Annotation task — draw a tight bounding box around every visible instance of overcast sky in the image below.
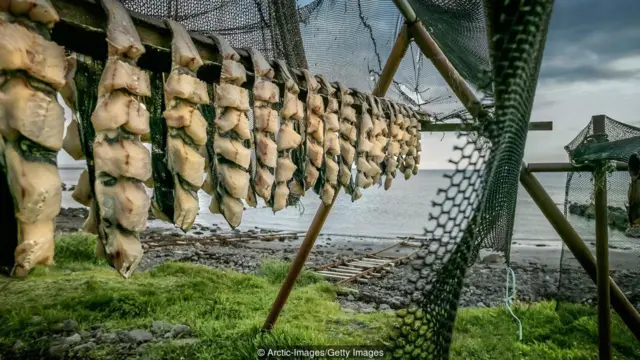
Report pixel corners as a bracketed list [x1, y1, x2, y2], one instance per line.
[58, 0, 640, 169]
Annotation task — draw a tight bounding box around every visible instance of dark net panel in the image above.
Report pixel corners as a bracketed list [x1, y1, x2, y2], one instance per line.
[121, 0, 308, 68]
[390, 0, 555, 358]
[558, 117, 640, 308]
[408, 0, 492, 90]
[298, 0, 465, 118]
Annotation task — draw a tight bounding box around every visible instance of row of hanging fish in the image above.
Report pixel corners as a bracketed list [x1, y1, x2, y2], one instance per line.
[0, 0, 422, 278]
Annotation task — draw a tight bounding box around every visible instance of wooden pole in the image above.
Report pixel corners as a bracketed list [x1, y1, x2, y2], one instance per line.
[520, 164, 640, 340]
[261, 23, 412, 331]
[592, 115, 612, 359]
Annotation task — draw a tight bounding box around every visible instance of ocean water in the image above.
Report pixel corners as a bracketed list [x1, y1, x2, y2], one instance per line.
[58, 169, 632, 244]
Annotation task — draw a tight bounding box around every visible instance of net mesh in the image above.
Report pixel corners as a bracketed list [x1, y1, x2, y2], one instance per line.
[101, 0, 553, 358]
[558, 117, 640, 307]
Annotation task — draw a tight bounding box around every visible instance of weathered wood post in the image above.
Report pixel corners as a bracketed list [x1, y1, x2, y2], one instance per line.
[592, 115, 612, 359]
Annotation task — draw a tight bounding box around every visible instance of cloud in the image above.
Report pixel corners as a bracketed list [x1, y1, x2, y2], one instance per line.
[539, 0, 640, 84]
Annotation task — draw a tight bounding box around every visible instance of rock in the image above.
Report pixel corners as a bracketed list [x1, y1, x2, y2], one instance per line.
[49, 344, 68, 357]
[169, 324, 191, 337]
[73, 342, 95, 352]
[12, 340, 25, 350]
[475, 302, 486, 308]
[97, 332, 118, 344]
[379, 304, 391, 311]
[79, 330, 91, 339]
[170, 338, 200, 346]
[361, 307, 375, 314]
[64, 333, 82, 345]
[60, 319, 78, 332]
[151, 320, 172, 334]
[346, 295, 355, 301]
[481, 254, 504, 264]
[342, 308, 355, 313]
[124, 329, 154, 343]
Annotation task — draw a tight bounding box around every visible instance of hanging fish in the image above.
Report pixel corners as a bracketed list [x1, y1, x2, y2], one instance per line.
[300, 69, 324, 192]
[335, 82, 357, 197]
[350, 89, 373, 200]
[248, 48, 279, 204]
[271, 60, 302, 212]
[207, 33, 251, 228]
[316, 75, 340, 205]
[88, 0, 151, 278]
[149, 19, 208, 233]
[0, 1, 65, 277]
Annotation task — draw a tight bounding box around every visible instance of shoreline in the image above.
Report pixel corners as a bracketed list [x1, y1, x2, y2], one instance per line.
[54, 208, 640, 312]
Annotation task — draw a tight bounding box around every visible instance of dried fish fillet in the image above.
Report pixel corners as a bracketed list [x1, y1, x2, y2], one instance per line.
[72, 169, 92, 207]
[2, 0, 59, 28]
[215, 83, 250, 111]
[62, 119, 84, 160]
[93, 138, 152, 181]
[173, 181, 198, 230]
[92, 91, 149, 133]
[254, 106, 278, 133]
[276, 156, 296, 182]
[0, 22, 65, 89]
[101, 0, 145, 60]
[99, 58, 151, 97]
[167, 135, 206, 187]
[213, 133, 251, 169]
[163, 100, 204, 128]
[254, 80, 279, 103]
[165, 72, 210, 105]
[13, 220, 54, 277]
[277, 122, 302, 151]
[0, 77, 64, 151]
[215, 107, 243, 133]
[221, 59, 247, 86]
[255, 132, 277, 168]
[95, 179, 149, 233]
[208, 33, 240, 61]
[165, 19, 203, 72]
[4, 144, 61, 223]
[218, 164, 249, 199]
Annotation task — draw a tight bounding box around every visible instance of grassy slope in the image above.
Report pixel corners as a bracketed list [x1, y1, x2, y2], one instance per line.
[0, 234, 637, 359]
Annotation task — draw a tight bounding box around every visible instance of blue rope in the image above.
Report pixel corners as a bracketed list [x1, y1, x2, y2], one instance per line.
[505, 265, 523, 341]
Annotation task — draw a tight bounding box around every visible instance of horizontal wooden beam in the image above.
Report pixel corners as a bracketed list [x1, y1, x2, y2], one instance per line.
[527, 162, 628, 173]
[422, 121, 553, 132]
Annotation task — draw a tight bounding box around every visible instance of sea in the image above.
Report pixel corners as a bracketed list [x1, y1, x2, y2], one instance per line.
[58, 169, 633, 247]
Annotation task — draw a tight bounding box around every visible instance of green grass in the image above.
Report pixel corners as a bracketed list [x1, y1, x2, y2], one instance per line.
[0, 233, 637, 359]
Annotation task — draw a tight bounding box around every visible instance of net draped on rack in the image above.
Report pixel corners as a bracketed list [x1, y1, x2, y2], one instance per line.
[558, 116, 640, 309]
[73, 0, 555, 358]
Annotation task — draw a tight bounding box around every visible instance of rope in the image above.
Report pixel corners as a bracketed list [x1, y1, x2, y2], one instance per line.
[504, 265, 523, 341]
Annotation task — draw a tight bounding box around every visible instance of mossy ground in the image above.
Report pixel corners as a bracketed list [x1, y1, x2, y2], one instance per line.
[0, 234, 637, 359]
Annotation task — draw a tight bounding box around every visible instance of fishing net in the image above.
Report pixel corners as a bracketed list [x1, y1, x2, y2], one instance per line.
[558, 116, 640, 308]
[62, 0, 551, 358]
